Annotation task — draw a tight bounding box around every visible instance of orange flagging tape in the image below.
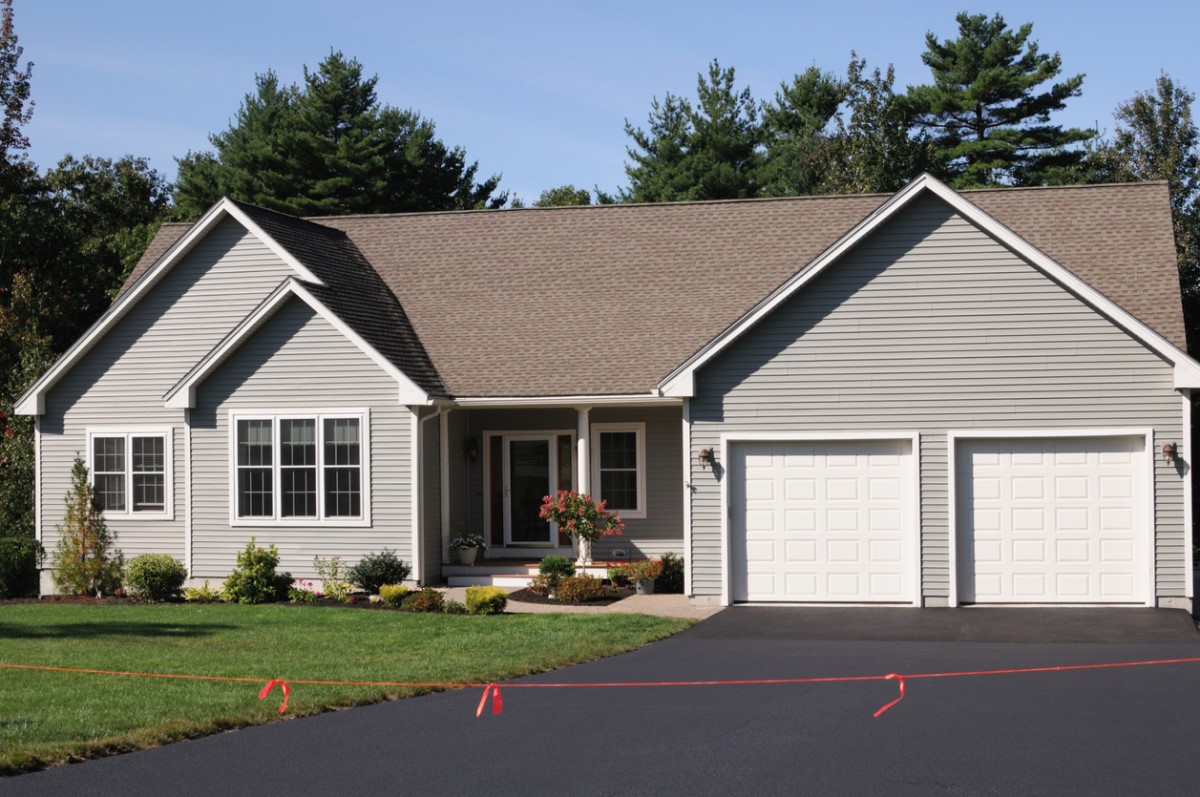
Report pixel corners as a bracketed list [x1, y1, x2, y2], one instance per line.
[4, 656, 1200, 719]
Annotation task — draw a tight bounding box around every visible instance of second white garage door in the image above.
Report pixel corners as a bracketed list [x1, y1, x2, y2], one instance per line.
[730, 439, 916, 603]
[956, 436, 1148, 604]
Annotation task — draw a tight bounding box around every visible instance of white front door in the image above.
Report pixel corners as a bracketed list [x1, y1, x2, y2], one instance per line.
[957, 436, 1147, 603]
[730, 439, 916, 603]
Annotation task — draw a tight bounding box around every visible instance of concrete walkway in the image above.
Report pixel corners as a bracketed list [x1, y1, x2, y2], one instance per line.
[441, 586, 722, 620]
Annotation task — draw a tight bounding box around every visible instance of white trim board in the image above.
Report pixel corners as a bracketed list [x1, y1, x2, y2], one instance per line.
[658, 173, 1200, 397]
[164, 278, 429, 408]
[14, 198, 325, 416]
[946, 428, 1155, 608]
[719, 431, 922, 608]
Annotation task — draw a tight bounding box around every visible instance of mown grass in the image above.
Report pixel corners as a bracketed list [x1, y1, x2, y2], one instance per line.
[0, 604, 691, 775]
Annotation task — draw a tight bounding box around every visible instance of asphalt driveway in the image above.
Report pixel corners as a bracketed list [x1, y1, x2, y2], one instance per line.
[4, 607, 1199, 796]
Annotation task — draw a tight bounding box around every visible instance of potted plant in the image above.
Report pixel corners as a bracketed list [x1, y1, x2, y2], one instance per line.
[450, 533, 486, 565]
[613, 558, 663, 595]
[538, 490, 624, 566]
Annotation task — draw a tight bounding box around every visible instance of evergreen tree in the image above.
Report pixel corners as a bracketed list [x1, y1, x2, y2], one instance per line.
[759, 67, 845, 196]
[908, 12, 1094, 187]
[51, 456, 123, 596]
[0, 0, 32, 193]
[175, 52, 504, 218]
[622, 60, 761, 202]
[829, 54, 928, 194]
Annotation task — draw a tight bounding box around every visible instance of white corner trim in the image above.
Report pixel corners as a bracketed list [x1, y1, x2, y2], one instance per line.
[681, 399, 693, 597]
[658, 173, 1200, 396]
[164, 278, 429, 408]
[440, 409, 451, 565]
[1182, 394, 1194, 600]
[413, 408, 442, 584]
[718, 431, 921, 607]
[947, 428, 1155, 608]
[34, 417, 42, 545]
[184, 412, 193, 577]
[14, 198, 324, 417]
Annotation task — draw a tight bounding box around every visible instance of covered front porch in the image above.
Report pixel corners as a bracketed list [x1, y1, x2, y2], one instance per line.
[421, 400, 685, 585]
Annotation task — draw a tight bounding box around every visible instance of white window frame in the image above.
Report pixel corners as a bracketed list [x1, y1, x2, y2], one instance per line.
[229, 409, 371, 527]
[85, 428, 174, 520]
[590, 422, 647, 518]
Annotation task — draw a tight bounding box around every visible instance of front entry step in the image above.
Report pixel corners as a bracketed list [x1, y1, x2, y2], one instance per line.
[443, 562, 615, 588]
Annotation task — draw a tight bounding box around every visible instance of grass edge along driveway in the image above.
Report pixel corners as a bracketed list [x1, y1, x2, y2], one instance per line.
[0, 604, 692, 775]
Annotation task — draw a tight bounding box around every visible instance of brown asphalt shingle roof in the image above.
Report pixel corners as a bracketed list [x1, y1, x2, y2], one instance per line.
[124, 181, 1185, 398]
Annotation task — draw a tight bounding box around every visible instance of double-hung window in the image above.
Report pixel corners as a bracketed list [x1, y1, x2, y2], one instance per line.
[590, 422, 647, 518]
[233, 412, 367, 523]
[88, 431, 171, 516]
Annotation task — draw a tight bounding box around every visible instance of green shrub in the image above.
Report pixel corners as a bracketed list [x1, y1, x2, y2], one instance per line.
[607, 565, 630, 588]
[538, 555, 575, 579]
[288, 585, 319, 603]
[313, 555, 352, 602]
[465, 585, 508, 615]
[347, 549, 410, 594]
[51, 457, 124, 596]
[528, 573, 556, 596]
[379, 583, 410, 608]
[554, 574, 610, 603]
[0, 535, 42, 598]
[405, 586, 445, 613]
[222, 538, 292, 604]
[656, 552, 685, 594]
[183, 580, 223, 603]
[123, 554, 187, 602]
[442, 599, 467, 614]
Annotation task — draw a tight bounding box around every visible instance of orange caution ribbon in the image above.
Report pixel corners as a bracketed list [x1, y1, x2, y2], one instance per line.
[475, 682, 503, 717]
[873, 673, 905, 718]
[258, 679, 291, 714]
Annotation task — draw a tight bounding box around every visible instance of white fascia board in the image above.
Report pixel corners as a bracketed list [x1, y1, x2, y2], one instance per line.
[164, 278, 430, 408]
[14, 197, 325, 416]
[452, 394, 682, 408]
[658, 173, 1200, 395]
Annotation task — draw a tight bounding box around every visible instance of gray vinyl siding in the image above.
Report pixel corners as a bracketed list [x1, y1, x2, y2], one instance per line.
[191, 297, 413, 579]
[39, 218, 295, 562]
[689, 193, 1184, 601]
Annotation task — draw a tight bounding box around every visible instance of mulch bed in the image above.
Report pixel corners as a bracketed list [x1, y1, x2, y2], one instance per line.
[507, 587, 635, 607]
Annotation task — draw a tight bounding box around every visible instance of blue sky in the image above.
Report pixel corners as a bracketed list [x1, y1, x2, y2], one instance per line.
[14, 0, 1200, 203]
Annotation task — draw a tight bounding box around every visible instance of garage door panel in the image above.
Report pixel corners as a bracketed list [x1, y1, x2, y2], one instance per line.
[958, 436, 1146, 604]
[732, 439, 915, 603]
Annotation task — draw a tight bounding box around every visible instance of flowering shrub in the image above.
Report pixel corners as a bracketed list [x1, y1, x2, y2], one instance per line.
[450, 533, 486, 550]
[288, 579, 321, 603]
[610, 558, 663, 584]
[313, 555, 353, 602]
[538, 491, 624, 544]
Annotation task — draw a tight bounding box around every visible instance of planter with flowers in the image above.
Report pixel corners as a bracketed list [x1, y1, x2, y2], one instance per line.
[610, 558, 663, 595]
[450, 533, 487, 565]
[538, 490, 624, 566]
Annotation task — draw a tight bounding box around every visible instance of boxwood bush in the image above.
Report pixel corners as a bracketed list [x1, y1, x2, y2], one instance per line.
[124, 553, 188, 601]
[347, 549, 410, 594]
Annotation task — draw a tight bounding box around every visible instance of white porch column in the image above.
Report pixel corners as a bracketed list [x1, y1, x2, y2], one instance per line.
[576, 405, 591, 495]
[575, 405, 592, 566]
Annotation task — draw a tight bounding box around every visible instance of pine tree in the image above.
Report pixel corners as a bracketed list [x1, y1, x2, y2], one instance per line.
[52, 456, 123, 596]
[908, 12, 1094, 187]
[759, 67, 845, 196]
[175, 52, 504, 218]
[622, 60, 761, 202]
[0, 0, 32, 189]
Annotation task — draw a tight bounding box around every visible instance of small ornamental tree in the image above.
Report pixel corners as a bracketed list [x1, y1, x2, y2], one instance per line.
[52, 456, 124, 596]
[539, 490, 624, 565]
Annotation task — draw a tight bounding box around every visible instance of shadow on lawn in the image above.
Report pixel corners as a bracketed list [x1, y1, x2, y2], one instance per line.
[0, 622, 235, 640]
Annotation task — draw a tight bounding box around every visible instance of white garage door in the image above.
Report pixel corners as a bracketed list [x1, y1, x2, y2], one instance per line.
[731, 439, 916, 603]
[957, 437, 1147, 604]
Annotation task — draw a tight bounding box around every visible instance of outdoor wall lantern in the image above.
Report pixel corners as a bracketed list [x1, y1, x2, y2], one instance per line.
[465, 437, 479, 462]
[699, 448, 715, 469]
[1163, 442, 1177, 464]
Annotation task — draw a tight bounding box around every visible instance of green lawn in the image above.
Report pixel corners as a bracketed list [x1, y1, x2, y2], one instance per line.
[0, 604, 691, 775]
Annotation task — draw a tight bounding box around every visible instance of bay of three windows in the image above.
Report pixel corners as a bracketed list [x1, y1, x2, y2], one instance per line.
[237, 415, 363, 520]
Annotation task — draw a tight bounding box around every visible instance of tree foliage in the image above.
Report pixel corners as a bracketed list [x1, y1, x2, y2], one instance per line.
[175, 52, 504, 218]
[759, 67, 845, 196]
[906, 12, 1094, 187]
[533, 184, 593, 207]
[0, 0, 32, 192]
[622, 60, 761, 202]
[51, 456, 124, 596]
